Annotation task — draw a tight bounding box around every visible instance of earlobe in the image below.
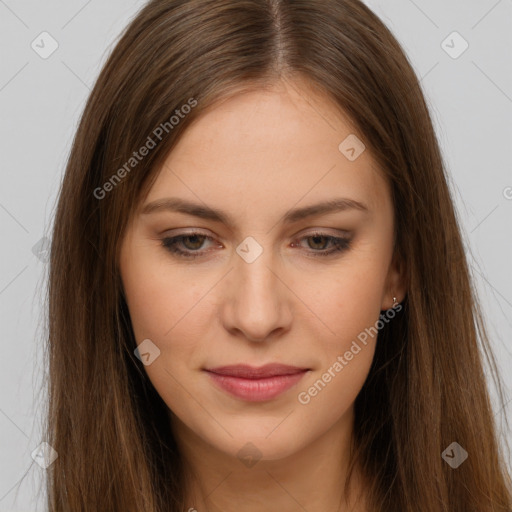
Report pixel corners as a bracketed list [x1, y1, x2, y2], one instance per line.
[382, 252, 407, 310]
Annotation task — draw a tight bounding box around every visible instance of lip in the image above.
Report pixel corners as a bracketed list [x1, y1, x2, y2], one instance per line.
[203, 364, 310, 402]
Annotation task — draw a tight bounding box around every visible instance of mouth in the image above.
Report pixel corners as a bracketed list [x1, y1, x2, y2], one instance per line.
[203, 364, 310, 402]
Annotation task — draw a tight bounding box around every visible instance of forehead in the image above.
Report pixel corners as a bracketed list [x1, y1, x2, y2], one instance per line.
[141, 79, 390, 224]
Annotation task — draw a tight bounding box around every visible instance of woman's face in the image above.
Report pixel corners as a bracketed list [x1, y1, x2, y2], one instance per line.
[119, 78, 404, 462]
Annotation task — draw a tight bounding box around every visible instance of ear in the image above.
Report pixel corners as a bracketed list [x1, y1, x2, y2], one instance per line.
[381, 250, 407, 310]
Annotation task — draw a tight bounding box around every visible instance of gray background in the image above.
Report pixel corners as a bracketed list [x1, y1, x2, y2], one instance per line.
[0, 0, 511, 509]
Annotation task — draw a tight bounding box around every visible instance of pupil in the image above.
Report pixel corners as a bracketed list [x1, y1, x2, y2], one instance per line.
[184, 235, 204, 250]
[310, 235, 327, 250]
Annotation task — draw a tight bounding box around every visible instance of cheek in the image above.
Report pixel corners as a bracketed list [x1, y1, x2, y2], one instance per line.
[295, 279, 383, 422]
[120, 245, 205, 344]
[297, 345, 375, 434]
[293, 257, 388, 408]
[302, 255, 389, 341]
[120, 260, 209, 411]
[120, 253, 216, 421]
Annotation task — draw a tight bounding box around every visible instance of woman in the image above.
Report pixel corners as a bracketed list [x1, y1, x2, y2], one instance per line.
[45, 0, 512, 510]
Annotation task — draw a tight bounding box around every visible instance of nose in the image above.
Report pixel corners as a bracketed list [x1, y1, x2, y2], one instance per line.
[220, 244, 293, 343]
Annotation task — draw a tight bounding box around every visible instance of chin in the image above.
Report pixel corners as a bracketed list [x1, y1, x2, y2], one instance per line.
[209, 425, 306, 464]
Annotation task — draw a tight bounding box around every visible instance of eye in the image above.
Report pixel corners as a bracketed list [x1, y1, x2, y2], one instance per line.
[291, 231, 352, 257]
[161, 233, 217, 259]
[160, 230, 352, 259]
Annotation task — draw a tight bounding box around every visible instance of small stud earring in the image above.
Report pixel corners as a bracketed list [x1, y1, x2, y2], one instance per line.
[392, 296, 399, 308]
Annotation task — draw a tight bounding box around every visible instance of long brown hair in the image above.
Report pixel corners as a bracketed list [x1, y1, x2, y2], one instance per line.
[44, 0, 512, 510]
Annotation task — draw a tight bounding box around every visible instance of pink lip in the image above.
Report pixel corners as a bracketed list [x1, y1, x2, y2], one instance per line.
[203, 364, 309, 402]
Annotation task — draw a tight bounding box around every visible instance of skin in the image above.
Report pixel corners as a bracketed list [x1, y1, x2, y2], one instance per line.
[119, 76, 406, 512]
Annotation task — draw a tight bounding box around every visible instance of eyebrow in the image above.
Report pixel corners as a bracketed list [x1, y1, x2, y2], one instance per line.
[140, 197, 369, 226]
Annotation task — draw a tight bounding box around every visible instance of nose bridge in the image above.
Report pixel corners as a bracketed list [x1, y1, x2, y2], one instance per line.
[237, 243, 278, 299]
[223, 235, 291, 341]
[235, 234, 281, 309]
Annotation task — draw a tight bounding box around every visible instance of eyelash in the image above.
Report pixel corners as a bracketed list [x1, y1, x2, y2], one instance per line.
[161, 231, 351, 259]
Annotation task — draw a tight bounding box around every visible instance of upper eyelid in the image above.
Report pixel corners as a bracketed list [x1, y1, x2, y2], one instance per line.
[162, 231, 351, 254]
[162, 227, 351, 240]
